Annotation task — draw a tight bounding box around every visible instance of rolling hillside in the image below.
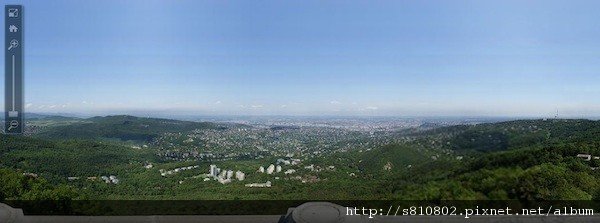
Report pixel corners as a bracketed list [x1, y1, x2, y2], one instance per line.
[381, 119, 600, 200]
[1, 117, 599, 201]
[34, 115, 227, 142]
[0, 134, 155, 182]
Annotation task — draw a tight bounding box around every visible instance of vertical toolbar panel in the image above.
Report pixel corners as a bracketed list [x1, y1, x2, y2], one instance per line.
[5, 5, 23, 134]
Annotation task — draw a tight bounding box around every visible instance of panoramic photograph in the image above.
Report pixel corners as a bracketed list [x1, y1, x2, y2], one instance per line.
[1, 0, 600, 222]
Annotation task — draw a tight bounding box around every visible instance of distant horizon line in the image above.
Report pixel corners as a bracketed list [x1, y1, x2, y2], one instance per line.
[4, 111, 600, 120]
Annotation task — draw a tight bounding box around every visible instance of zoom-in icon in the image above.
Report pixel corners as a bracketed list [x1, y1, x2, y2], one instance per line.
[7, 120, 19, 131]
[8, 39, 18, 51]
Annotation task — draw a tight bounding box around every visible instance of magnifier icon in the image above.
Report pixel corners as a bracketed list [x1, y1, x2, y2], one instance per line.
[8, 39, 18, 51]
[8, 120, 19, 131]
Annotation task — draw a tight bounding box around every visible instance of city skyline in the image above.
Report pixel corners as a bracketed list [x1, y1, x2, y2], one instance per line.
[2, 0, 600, 117]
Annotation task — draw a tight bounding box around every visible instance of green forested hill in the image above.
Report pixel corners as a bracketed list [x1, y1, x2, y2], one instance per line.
[0, 168, 79, 200]
[388, 144, 600, 200]
[358, 144, 432, 173]
[0, 135, 156, 183]
[381, 119, 600, 200]
[34, 115, 224, 142]
[421, 119, 600, 152]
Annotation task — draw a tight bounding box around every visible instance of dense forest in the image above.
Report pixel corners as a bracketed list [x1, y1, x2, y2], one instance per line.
[35, 115, 226, 142]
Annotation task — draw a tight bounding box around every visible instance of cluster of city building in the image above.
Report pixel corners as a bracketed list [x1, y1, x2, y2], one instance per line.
[64, 175, 119, 184]
[131, 145, 148, 150]
[577, 153, 600, 161]
[152, 121, 410, 162]
[100, 175, 119, 184]
[160, 165, 200, 176]
[304, 164, 335, 172]
[257, 164, 282, 174]
[276, 157, 301, 166]
[577, 153, 600, 170]
[207, 164, 245, 184]
[255, 157, 305, 176]
[245, 181, 272, 188]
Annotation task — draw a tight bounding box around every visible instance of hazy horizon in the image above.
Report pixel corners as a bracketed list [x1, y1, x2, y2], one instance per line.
[3, 0, 600, 117]
[3, 110, 599, 121]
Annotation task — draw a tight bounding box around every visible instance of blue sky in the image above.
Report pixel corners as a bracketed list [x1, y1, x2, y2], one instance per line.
[3, 0, 600, 117]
